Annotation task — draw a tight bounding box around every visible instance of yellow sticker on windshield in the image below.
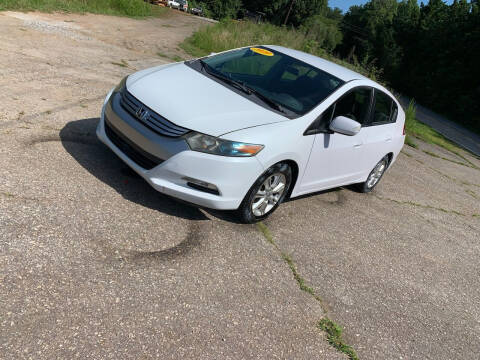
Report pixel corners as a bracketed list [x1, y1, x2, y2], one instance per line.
[250, 47, 274, 56]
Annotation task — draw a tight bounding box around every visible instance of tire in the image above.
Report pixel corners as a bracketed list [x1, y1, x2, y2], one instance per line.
[237, 162, 292, 223]
[356, 155, 389, 193]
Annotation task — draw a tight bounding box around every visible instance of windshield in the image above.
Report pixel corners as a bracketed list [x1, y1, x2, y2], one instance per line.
[198, 47, 344, 116]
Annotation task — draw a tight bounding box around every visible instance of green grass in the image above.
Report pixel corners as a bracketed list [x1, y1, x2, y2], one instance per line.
[256, 222, 359, 359]
[0, 0, 167, 17]
[181, 19, 382, 80]
[318, 318, 359, 360]
[405, 100, 479, 168]
[404, 135, 417, 148]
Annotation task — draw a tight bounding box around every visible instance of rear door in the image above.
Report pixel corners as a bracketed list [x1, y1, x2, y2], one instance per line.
[359, 89, 399, 176]
[299, 87, 373, 193]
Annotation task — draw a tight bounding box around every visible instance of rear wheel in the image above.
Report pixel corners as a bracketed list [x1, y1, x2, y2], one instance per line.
[237, 163, 292, 223]
[356, 156, 389, 193]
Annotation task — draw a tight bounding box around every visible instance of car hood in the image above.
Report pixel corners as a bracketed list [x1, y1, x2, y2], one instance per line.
[126, 62, 287, 137]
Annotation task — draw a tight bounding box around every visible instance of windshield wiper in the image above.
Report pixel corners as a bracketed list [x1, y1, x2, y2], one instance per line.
[240, 84, 288, 114]
[200, 60, 252, 93]
[199, 59, 287, 115]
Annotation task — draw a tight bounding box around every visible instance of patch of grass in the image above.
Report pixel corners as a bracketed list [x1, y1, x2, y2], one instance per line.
[400, 150, 412, 158]
[256, 222, 358, 359]
[422, 150, 440, 158]
[404, 135, 417, 148]
[0, 0, 167, 17]
[157, 52, 185, 62]
[379, 196, 466, 216]
[318, 318, 359, 360]
[45, 110, 52, 114]
[180, 19, 381, 80]
[111, 59, 128, 68]
[473, 214, 480, 218]
[171, 55, 184, 62]
[465, 189, 478, 200]
[0, 191, 15, 197]
[281, 252, 317, 298]
[405, 100, 479, 168]
[422, 150, 474, 168]
[256, 222, 274, 246]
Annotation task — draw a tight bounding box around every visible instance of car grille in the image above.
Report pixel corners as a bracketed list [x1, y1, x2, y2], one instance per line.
[104, 119, 164, 170]
[120, 89, 190, 138]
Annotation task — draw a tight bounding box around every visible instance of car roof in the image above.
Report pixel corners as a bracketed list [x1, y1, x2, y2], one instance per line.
[265, 45, 368, 82]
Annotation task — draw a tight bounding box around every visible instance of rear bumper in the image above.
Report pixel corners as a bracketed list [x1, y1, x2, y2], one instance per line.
[97, 90, 264, 210]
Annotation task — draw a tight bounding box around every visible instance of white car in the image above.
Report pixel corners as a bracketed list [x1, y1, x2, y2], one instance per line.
[167, 0, 180, 9]
[97, 46, 405, 223]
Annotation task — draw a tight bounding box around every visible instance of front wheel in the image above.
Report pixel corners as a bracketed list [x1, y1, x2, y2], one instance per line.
[237, 163, 292, 223]
[356, 155, 389, 193]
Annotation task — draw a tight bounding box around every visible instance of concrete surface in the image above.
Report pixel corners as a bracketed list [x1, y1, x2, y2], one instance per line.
[1, 10, 480, 360]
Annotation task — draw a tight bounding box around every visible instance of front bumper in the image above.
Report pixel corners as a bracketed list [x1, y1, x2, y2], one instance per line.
[96, 90, 265, 210]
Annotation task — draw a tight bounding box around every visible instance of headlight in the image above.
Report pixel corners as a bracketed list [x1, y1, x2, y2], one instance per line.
[114, 76, 128, 92]
[185, 132, 264, 157]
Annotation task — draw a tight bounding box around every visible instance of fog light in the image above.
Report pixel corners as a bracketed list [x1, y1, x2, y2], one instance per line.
[182, 177, 220, 195]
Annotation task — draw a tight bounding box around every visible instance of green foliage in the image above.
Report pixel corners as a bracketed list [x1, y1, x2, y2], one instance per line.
[404, 100, 477, 165]
[242, 0, 328, 26]
[0, 0, 165, 17]
[300, 15, 342, 52]
[190, 0, 241, 19]
[339, 0, 480, 134]
[318, 318, 359, 360]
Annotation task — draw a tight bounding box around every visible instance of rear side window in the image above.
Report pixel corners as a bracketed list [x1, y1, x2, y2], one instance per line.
[371, 90, 398, 125]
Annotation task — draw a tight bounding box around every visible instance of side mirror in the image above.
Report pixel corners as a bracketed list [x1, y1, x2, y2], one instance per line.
[329, 116, 361, 136]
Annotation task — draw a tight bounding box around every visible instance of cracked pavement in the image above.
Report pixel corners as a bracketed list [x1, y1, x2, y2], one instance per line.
[1, 10, 480, 360]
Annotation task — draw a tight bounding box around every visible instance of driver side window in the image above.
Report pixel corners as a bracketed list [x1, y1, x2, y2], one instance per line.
[304, 87, 373, 135]
[332, 87, 372, 125]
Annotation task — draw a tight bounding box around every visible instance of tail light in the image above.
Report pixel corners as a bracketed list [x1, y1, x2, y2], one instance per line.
[402, 123, 406, 135]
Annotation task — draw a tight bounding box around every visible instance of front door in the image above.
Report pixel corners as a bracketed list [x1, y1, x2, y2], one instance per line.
[299, 87, 373, 193]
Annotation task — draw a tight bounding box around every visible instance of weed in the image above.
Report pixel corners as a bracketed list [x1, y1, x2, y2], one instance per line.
[256, 222, 274, 246]
[157, 52, 184, 62]
[405, 135, 417, 148]
[256, 222, 358, 359]
[318, 318, 359, 360]
[46, 110, 52, 114]
[422, 150, 440, 158]
[473, 214, 480, 218]
[111, 60, 128, 68]
[422, 150, 475, 169]
[172, 55, 184, 62]
[465, 189, 478, 199]
[378, 196, 466, 216]
[400, 150, 412, 158]
[80, 104, 88, 108]
[0, 0, 167, 18]
[281, 252, 317, 298]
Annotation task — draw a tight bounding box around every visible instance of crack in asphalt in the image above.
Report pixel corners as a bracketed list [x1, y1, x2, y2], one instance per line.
[256, 222, 359, 360]
[375, 195, 476, 217]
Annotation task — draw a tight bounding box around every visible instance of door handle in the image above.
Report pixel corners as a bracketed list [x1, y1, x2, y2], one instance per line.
[385, 136, 393, 142]
[353, 142, 363, 148]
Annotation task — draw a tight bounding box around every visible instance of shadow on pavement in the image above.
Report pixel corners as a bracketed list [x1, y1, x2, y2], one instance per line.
[60, 118, 208, 221]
